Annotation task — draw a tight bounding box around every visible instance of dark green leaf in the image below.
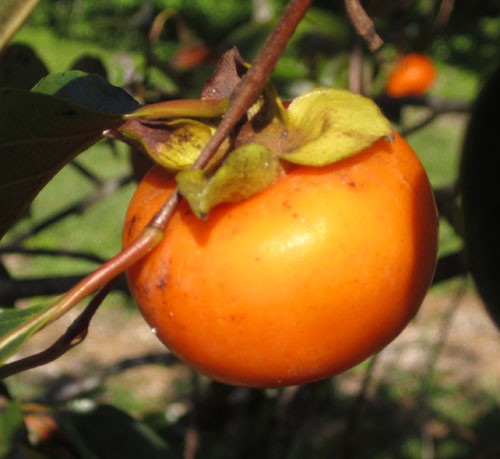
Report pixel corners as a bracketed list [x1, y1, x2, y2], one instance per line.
[0, 401, 27, 457]
[460, 63, 500, 329]
[0, 0, 40, 51]
[32, 71, 139, 115]
[0, 305, 48, 363]
[0, 88, 128, 239]
[177, 143, 283, 219]
[57, 402, 172, 459]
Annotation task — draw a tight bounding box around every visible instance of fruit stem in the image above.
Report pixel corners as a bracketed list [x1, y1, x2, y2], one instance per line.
[192, 0, 313, 171]
[148, 0, 313, 229]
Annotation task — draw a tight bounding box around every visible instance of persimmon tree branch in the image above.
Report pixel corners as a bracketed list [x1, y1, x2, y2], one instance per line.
[0, 280, 115, 379]
[345, 0, 383, 52]
[0, 0, 313, 378]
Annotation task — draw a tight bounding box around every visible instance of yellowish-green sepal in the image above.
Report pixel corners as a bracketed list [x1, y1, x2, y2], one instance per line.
[176, 143, 284, 219]
[281, 88, 392, 166]
[120, 118, 215, 171]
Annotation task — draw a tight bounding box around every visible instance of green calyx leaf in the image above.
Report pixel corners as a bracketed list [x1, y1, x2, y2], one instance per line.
[176, 143, 284, 219]
[119, 118, 217, 171]
[281, 87, 392, 166]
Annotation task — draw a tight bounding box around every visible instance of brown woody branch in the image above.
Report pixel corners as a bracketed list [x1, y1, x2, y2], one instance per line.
[345, 0, 383, 52]
[0, 280, 115, 380]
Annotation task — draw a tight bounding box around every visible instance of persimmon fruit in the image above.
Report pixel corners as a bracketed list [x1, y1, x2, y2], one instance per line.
[123, 132, 438, 387]
[386, 53, 436, 97]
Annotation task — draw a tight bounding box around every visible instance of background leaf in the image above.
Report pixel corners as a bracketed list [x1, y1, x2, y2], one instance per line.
[0, 401, 27, 457]
[0, 0, 40, 52]
[56, 403, 172, 459]
[0, 75, 139, 239]
[0, 305, 48, 363]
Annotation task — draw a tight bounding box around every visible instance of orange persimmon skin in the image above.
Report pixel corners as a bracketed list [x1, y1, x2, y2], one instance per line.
[386, 53, 436, 97]
[123, 132, 438, 387]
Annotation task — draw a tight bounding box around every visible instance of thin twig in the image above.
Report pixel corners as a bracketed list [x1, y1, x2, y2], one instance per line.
[349, 38, 363, 94]
[341, 354, 380, 458]
[434, 0, 455, 30]
[345, 0, 383, 52]
[0, 280, 116, 379]
[69, 160, 104, 186]
[416, 280, 468, 459]
[0, 247, 105, 264]
[0, 273, 129, 305]
[376, 94, 471, 112]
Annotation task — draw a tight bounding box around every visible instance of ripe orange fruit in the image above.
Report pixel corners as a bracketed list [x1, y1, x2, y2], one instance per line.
[386, 53, 436, 97]
[123, 132, 438, 387]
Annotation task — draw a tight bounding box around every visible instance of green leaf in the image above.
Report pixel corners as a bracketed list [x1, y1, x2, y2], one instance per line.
[0, 87, 130, 239]
[32, 71, 139, 115]
[0, 305, 48, 363]
[0, 401, 27, 457]
[176, 143, 283, 219]
[56, 403, 172, 459]
[0, 0, 40, 51]
[282, 88, 392, 166]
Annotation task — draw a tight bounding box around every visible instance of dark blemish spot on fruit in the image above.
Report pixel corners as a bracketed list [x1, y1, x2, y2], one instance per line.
[157, 274, 168, 289]
[282, 200, 291, 210]
[348, 181, 356, 187]
[157, 260, 171, 289]
[228, 314, 243, 323]
[127, 215, 137, 239]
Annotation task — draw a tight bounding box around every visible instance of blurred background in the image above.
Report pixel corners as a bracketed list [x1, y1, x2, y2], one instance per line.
[1, 0, 500, 457]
